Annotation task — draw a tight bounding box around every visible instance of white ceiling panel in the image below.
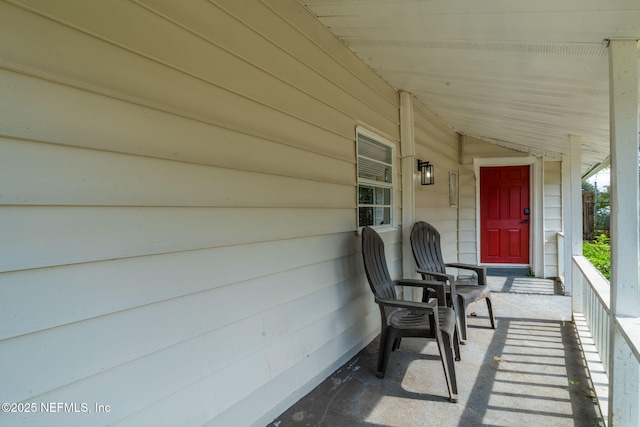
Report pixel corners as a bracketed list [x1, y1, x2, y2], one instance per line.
[300, 0, 640, 174]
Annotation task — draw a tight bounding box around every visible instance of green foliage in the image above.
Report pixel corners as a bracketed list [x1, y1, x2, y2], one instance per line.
[583, 171, 610, 239]
[593, 185, 610, 234]
[583, 234, 611, 280]
[582, 181, 595, 192]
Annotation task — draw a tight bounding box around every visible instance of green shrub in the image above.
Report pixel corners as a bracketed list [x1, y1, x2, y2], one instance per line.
[583, 234, 611, 280]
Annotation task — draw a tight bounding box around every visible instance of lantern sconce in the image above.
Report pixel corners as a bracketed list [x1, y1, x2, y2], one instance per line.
[417, 160, 434, 185]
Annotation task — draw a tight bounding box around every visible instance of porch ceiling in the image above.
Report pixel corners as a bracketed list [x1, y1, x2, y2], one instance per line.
[299, 0, 640, 175]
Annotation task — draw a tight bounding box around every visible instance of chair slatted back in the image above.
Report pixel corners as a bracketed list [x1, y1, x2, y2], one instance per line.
[361, 227, 396, 302]
[410, 221, 447, 276]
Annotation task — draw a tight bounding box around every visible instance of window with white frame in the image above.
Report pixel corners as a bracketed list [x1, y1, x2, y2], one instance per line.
[357, 128, 395, 229]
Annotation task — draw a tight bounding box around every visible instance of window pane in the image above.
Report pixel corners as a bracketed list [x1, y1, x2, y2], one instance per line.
[375, 187, 391, 205]
[358, 157, 391, 183]
[358, 134, 392, 163]
[359, 206, 390, 227]
[373, 207, 391, 226]
[359, 207, 374, 227]
[359, 185, 373, 204]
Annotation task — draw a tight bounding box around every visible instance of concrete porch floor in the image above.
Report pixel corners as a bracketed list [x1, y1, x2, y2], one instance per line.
[268, 274, 604, 427]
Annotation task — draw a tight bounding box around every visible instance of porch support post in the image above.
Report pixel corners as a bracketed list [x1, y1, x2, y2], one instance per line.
[400, 91, 418, 299]
[607, 38, 640, 427]
[533, 157, 545, 277]
[564, 135, 582, 301]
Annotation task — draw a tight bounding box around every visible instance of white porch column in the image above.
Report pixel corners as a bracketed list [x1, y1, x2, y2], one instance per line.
[607, 38, 640, 427]
[564, 135, 582, 300]
[400, 91, 418, 299]
[533, 157, 545, 277]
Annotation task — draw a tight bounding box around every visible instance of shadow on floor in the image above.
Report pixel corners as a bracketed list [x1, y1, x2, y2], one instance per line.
[268, 276, 603, 427]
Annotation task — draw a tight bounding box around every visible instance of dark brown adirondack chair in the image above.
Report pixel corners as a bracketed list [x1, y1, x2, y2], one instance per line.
[410, 221, 496, 342]
[361, 226, 460, 402]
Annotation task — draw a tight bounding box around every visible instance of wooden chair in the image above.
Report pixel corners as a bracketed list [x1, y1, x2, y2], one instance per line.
[410, 221, 496, 342]
[361, 226, 460, 402]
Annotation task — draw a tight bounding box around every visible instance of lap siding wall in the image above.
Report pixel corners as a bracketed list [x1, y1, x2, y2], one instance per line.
[0, 1, 458, 425]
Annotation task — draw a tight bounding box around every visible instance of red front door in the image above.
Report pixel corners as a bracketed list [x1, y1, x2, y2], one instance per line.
[480, 165, 530, 264]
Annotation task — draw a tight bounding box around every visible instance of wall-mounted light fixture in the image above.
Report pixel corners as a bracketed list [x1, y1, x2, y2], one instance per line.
[417, 160, 434, 185]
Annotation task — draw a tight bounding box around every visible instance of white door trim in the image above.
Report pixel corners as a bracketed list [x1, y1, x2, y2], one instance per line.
[473, 156, 544, 276]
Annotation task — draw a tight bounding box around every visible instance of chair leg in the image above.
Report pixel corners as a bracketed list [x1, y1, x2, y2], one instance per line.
[376, 328, 390, 378]
[486, 297, 496, 329]
[392, 337, 402, 351]
[436, 330, 458, 403]
[453, 322, 461, 361]
[456, 296, 468, 342]
[421, 289, 434, 303]
[377, 329, 397, 378]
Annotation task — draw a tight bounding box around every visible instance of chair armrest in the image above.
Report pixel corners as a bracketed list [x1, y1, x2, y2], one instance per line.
[416, 269, 449, 281]
[444, 263, 487, 285]
[394, 279, 447, 306]
[416, 269, 456, 289]
[374, 297, 437, 314]
[394, 278, 443, 287]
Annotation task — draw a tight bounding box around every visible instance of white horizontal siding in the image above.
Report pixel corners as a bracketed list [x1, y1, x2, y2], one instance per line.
[0, 3, 359, 159]
[206, 309, 379, 427]
[457, 164, 478, 264]
[253, 0, 399, 114]
[122, 310, 379, 427]
[544, 161, 562, 277]
[461, 135, 530, 165]
[2, 274, 375, 426]
[2, 206, 354, 272]
[0, 1, 400, 426]
[0, 69, 355, 168]
[1, 237, 371, 398]
[412, 100, 460, 264]
[0, 234, 360, 341]
[0, 138, 354, 208]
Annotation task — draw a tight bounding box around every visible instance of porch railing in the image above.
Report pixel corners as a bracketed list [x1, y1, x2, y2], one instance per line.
[573, 255, 611, 374]
[572, 255, 640, 426]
